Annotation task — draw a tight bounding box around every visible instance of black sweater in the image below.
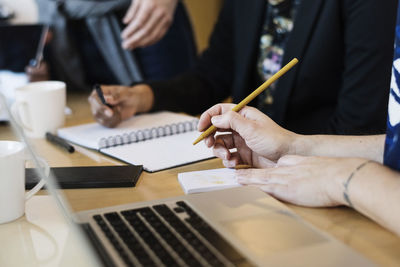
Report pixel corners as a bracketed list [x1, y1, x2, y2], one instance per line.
[150, 0, 397, 135]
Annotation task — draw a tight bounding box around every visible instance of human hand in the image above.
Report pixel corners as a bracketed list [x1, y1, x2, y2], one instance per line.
[198, 103, 298, 168]
[121, 0, 178, 50]
[88, 84, 154, 128]
[237, 155, 368, 207]
[25, 61, 50, 82]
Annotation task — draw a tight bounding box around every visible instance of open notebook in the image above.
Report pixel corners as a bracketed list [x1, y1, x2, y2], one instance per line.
[57, 112, 214, 172]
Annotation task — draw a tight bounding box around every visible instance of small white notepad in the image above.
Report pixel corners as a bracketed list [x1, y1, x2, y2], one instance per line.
[178, 168, 242, 194]
[57, 112, 214, 172]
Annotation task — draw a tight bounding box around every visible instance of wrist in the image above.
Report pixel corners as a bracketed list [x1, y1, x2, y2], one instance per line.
[330, 158, 373, 207]
[136, 84, 154, 112]
[287, 133, 310, 156]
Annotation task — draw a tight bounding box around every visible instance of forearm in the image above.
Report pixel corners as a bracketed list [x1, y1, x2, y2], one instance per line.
[291, 134, 385, 163]
[333, 160, 400, 236]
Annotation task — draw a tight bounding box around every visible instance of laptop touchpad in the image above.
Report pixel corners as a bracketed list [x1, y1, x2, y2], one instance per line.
[222, 211, 327, 257]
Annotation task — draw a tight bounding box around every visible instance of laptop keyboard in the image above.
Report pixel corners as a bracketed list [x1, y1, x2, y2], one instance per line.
[91, 201, 249, 267]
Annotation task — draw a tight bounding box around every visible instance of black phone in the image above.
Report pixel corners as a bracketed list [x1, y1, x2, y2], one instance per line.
[25, 165, 143, 189]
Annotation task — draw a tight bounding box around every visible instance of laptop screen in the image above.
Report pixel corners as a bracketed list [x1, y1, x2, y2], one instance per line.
[0, 92, 100, 266]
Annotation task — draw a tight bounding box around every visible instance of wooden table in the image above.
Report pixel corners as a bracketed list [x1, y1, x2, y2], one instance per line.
[1, 92, 400, 266]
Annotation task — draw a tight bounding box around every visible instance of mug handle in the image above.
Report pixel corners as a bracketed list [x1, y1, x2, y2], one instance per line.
[11, 101, 34, 133]
[25, 156, 49, 200]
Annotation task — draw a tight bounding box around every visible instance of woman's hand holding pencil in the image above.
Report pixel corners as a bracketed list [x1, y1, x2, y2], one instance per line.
[197, 103, 299, 169]
[193, 58, 298, 145]
[195, 58, 299, 169]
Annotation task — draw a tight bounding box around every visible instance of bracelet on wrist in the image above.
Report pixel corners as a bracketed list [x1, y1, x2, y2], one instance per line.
[343, 160, 373, 208]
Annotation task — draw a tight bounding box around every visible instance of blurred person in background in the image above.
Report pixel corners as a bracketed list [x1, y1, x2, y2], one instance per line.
[34, 0, 197, 91]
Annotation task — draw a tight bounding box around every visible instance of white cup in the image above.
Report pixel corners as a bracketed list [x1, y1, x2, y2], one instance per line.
[11, 81, 66, 138]
[0, 141, 48, 224]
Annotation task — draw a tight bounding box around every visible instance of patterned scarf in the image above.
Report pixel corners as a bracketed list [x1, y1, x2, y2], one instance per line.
[257, 0, 299, 112]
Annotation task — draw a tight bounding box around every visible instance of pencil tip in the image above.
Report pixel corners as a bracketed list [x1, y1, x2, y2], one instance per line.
[193, 136, 202, 145]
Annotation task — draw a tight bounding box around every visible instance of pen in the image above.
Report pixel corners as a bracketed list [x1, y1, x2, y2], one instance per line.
[46, 132, 75, 153]
[193, 58, 299, 145]
[29, 24, 49, 68]
[94, 84, 113, 108]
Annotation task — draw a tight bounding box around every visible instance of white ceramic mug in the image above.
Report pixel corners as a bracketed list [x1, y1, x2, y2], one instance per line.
[11, 81, 66, 138]
[0, 141, 48, 224]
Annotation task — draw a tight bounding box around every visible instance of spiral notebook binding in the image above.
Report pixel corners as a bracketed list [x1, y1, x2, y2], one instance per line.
[98, 119, 199, 149]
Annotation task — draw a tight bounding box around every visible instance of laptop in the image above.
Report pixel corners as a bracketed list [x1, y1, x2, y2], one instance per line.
[2, 93, 374, 266]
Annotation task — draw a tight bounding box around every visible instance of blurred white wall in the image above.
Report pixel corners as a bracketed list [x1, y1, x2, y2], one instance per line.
[2, 0, 38, 24]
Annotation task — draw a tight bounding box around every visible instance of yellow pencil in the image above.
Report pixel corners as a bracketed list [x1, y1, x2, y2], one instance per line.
[193, 58, 299, 145]
[234, 164, 253, 170]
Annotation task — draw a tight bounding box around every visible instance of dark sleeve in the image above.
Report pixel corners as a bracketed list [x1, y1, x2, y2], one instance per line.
[147, 0, 235, 115]
[327, 0, 397, 134]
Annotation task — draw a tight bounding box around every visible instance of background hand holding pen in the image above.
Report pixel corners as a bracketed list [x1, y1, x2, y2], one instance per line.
[25, 25, 51, 82]
[88, 84, 154, 128]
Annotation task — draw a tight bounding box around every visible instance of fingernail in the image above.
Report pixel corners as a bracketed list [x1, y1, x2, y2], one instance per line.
[260, 186, 271, 193]
[105, 109, 113, 117]
[236, 178, 246, 184]
[223, 151, 230, 160]
[211, 116, 221, 124]
[205, 138, 212, 147]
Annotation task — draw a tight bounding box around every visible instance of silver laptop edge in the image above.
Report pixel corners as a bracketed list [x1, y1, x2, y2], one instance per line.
[0, 93, 101, 266]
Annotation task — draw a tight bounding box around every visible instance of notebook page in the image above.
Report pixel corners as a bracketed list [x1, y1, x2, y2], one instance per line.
[178, 168, 241, 194]
[57, 111, 195, 149]
[100, 131, 214, 172]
